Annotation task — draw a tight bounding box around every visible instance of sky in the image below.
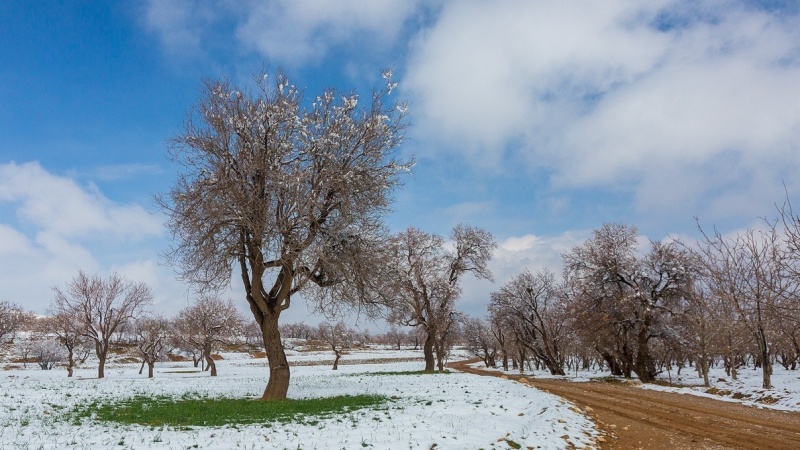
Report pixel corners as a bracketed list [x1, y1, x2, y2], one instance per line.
[1, 0, 799, 327]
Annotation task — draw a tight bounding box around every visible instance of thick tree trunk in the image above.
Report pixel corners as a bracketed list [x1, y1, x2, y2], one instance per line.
[423, 330, 435, 372]
[205, 349, 217, 377]
[95, 341, 107, 379]
[634, 327, 655, 383]
[261, 312, 290, 400]
[598, 348, 623, 376]
[148, 361, 155, 378]
[332, 349, 340, 370]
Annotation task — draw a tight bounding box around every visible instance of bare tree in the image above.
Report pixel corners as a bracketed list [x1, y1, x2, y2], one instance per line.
[51, 271, 153, 378]
[30, 338, 65, 370]
[563, 224, 694, 383]
[42, 310, 86, 377]
[382, 225, 496, 372]
[159, 69, 410, 400]
[135, 315, 172, 378]
[317, 321, 352, 370]
[490, 269, 568, 375]
[0, 300, 25, 343]
[175, 297, 243, 377]
[463, 316, 497, 368]
[694, 225, 792, 389]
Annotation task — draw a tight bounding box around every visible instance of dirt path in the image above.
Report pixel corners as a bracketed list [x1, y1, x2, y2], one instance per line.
[448, 359, 800, 449]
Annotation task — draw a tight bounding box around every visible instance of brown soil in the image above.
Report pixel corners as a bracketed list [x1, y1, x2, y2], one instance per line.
[449, 359, 800, 450]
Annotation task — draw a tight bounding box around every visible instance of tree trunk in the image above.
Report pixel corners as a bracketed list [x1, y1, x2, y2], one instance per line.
[139, 360, 146, 375]
[261, 311, 290, 400]
[66, 347, 74, 378]
[758, 330, 772, 389]
[422, 329, 435, 372]
[633, 324, 655, 383]
[205, 349, 217, 377]
[332, 349, 340, 370]
[97, 354, 106, 379]
[148, 361, 155, 378]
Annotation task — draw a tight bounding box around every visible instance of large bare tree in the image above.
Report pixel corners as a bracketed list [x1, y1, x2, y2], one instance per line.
[51, 271, 153, 378]
[175, 296, 243, 377]
[382, 225, 495, 372]
[563, 224, 694, 383]
[160, 69, 409, 399]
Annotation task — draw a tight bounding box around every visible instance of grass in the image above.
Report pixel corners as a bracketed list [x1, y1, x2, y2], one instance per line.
[72, 394, 387, 427]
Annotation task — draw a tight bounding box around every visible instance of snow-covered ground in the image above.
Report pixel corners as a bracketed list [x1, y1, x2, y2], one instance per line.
[0, 350, 598, 450]
[646, 365, 800, 412]
[470, 361, 800, 413]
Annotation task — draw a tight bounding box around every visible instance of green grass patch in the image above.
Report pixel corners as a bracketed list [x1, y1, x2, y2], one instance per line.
[72, 394, 387, 427]
[356, 370, 451, 376]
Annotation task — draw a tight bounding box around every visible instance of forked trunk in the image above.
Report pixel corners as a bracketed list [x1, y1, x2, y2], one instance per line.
[261, 311, 290, 400]
[423, 330, 435, 372]
[205, 349, 217, 377]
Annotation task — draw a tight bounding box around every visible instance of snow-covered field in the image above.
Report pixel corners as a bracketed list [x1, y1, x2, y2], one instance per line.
[472, 361, 800, 413]
[1, 350, 598, 450]
[646, 365, 800, 412]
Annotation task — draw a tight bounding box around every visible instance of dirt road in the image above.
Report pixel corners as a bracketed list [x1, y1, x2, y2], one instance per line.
[449, 360, 800, 449]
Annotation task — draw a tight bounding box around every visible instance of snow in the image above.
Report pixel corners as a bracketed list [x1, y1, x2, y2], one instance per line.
[0, 349, 598, 449]
[471, 361, 800, 413]
[644, 365, 800, 412]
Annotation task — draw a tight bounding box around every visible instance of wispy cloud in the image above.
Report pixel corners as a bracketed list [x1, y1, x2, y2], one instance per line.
[141, 0, 422, 66]
[92, 163, 162, 181]
[141, 0, 218, 57]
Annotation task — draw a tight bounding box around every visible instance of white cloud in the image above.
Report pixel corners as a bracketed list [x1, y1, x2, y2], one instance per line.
[142, 0, 422, 65]
[235, 0, 421, 64]
[0, 162, 169, 313]
[458, 230, 589, 317]
[142, 0, 216, 56]
[0, 161, 162, 239]
[406, 0, 800, 225]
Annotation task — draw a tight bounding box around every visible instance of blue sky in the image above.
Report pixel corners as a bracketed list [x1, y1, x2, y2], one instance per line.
[2, 0, 799, 326]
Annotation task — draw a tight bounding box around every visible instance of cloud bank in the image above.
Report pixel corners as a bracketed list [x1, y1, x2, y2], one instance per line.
[0, 162, 182, 313]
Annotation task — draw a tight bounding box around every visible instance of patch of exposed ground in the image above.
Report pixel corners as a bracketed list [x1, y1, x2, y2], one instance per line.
[449, 360, 800, 450]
